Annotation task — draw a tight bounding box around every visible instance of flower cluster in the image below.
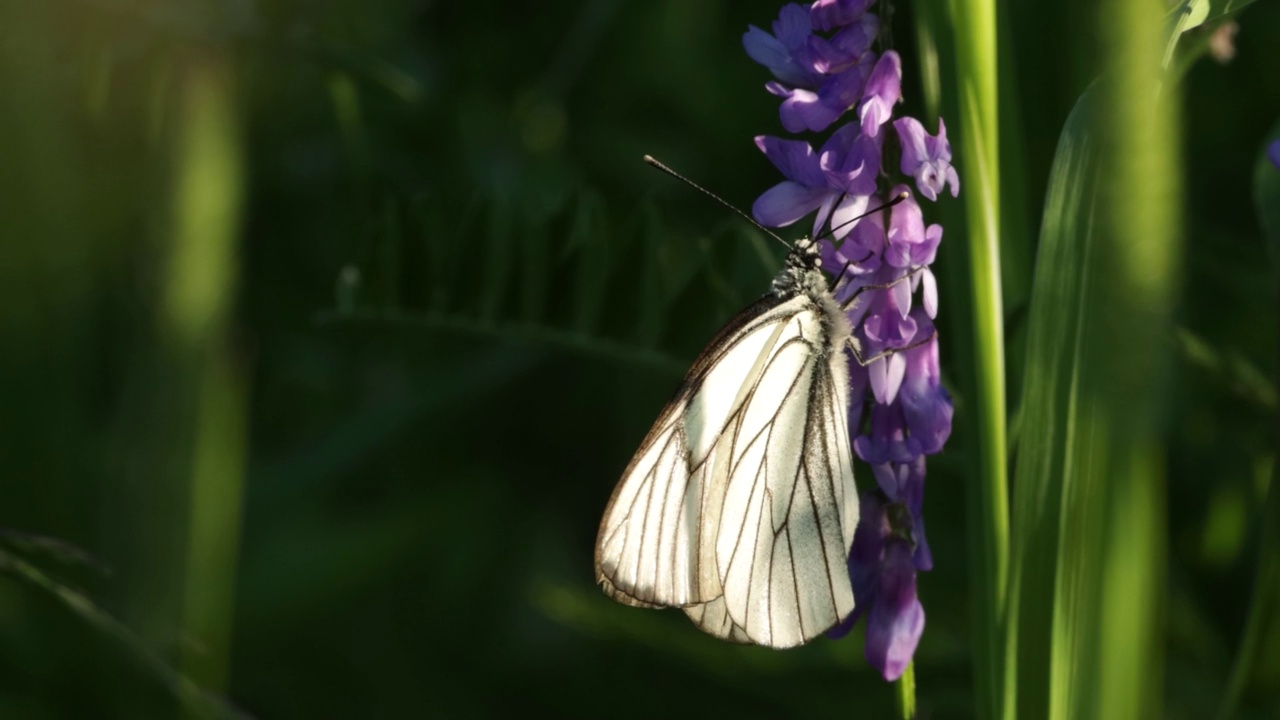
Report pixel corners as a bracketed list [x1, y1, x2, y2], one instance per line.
[744, 0, 956, 681]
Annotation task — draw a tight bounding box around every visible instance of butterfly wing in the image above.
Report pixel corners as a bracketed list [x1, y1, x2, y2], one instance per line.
[596, 295, 800, 607]
[595, 291, 858, 648]
[710, 307, 858, 647]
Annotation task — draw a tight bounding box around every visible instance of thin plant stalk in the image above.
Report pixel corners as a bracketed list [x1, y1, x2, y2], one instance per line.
[164, 52, 248, 699]
[944, 0, 1010, 717]
[895, 661, 917, 719]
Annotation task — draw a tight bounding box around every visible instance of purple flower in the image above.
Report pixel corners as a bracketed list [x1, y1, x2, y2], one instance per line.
[753, 128, 881, 237]
[746, 4, 881, 134]
[829, 490, 888, 639]
[821, 123, 882, 197]
[746, 0, 958, 680]
[864, 538, 925, 680]
[743, 4, 822, 88]
[828, 490, 926, 681]
[810, 0, 876, 32]
[840, 204, 886, 264]
[894, 116, 960, 201]
[771, 66, 870, 133]
[857, 51, 901, 137]
[752, 136, 830, 227]
[854, 267, 920, 355]
[899, 332, 952, 456]
[854, 402, 921, 464]
[884, 187, 944, 269]
[1269, 139, 1280, 169]
[914, 268, 939, 319]
[821, 212, 884, 286]
[809, 14, 879, 74]
[871, 457, 932, 570]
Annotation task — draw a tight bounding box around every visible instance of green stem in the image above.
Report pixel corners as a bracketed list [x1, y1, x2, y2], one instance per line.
[165, 52, 248, 699]
[895, 661, 918, 720]
[946, 0, 1011, 717]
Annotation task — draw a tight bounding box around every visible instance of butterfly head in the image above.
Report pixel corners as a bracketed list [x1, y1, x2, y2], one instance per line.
[772, 237, 826, 298]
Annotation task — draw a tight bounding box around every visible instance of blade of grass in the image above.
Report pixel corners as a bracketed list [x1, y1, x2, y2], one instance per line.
[0, 550, 247, 719]
[1007, 0, 1182, 716]
[944, 1, 1010, 718]
[164, 53, 247, 698]
[1004, 87, 1102, 720]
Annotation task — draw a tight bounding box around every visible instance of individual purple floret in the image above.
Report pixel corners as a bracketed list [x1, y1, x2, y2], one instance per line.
[743, 4, 822, 88]
[827, 490, 926, 681]
[899, 333, 952, 456]
[858, 51, 902, 137]
[864, 534, 926, 680]
[753, 128, 881, 239]
[810, 0, 877, 32]
[895, 117, 960, 201]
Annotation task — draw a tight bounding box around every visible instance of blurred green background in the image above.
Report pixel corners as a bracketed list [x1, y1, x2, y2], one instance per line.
[0, 1, 1277, 718]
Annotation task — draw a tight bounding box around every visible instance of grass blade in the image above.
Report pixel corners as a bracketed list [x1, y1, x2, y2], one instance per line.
[1005, 87, 1102, 720]
[164, 53, 248, 698]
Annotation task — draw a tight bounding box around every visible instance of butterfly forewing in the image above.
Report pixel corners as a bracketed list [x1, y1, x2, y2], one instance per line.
[596, 296, 798, 607]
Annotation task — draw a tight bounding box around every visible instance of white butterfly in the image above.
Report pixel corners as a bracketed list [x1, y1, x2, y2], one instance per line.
[594, 163, 921, 648]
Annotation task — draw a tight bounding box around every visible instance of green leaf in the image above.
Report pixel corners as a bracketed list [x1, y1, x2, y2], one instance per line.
[1008, 0, 1183, 715]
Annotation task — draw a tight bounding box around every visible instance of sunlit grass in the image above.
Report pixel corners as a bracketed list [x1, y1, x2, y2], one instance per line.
[166, 55, 248, 699]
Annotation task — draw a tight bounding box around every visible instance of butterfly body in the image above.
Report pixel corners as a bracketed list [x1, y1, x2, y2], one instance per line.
[595, 238, 859, 648]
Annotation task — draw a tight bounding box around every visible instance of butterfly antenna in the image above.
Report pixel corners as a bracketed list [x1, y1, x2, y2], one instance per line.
[813, 190, 911, 244]
[643, 155, 792, 250]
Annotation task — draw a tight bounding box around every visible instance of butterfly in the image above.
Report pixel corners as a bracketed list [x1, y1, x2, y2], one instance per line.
[594, 157, 920, 648]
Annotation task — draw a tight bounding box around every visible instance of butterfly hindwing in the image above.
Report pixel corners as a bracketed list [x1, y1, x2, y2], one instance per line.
[714, 303, 857, 648]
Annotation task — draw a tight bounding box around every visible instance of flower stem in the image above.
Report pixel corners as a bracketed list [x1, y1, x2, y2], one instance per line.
[165, 52, 249, 699]
[895, 661, 918, 719]
[945, 0, 1011, 717]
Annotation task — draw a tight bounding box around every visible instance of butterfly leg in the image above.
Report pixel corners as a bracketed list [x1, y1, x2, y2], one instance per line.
[845, 329, 938, 367]
[836, 266, 925, 315]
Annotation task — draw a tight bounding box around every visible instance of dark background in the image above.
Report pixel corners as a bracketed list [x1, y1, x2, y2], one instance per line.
[0, 1, 1276, 718]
